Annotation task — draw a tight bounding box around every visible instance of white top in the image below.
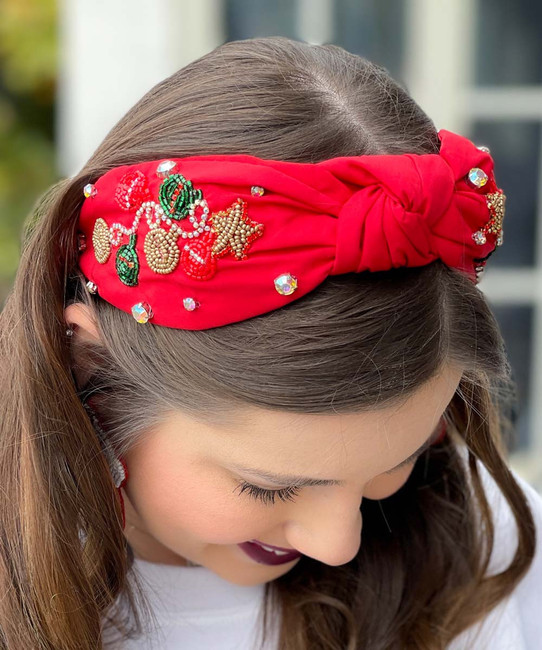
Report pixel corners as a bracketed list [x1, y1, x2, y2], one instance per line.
[115, 560, 275, 650]
[110, 457, 542, 649]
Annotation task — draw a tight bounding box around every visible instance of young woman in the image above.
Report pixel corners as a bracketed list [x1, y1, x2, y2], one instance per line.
[0, 36, 540, 650]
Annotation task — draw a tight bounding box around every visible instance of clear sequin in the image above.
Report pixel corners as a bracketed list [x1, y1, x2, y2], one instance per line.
[83, 183, 97, 198]
[86, 280, 98, 294]
[274, 273, 298, 295]
[131, 302, 153, 323]
[251, 186, 265, 197]
[183, 297, 198, 311]
[156, 160, 177, 178]
[467, 168, 488, 188]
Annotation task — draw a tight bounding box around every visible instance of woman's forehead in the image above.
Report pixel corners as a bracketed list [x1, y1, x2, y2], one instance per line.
[156, 364, 463, 457]
[217, 363, 463, 435]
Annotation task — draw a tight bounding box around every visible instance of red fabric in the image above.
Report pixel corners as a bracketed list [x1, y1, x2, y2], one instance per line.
[78, 129, 503, 329]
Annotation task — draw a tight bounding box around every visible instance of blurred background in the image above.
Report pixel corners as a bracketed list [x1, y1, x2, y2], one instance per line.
[1, 0, 541, 489]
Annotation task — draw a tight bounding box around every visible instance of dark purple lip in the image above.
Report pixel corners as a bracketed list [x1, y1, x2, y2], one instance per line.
[238, 541, 302, 565]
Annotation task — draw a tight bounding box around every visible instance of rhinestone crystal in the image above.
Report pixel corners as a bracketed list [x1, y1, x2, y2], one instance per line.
[477, 145, 491, 153]
[274, 273, 298, 295]
[183, 297, 198, 311]
[251, 186, 265, 197]
[156, 160, 177, 178]
[85, 280, 98, 294]
[131, 302, 153, 323]
[467, 168, 488, 188]
[83, 183, 97, 198]
[472, 231, 487, 245]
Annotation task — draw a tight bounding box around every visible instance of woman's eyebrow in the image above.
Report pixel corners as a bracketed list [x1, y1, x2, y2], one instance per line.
[227, 423, 441, 487]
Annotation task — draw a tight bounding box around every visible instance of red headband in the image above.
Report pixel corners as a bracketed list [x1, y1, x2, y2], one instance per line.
[77, 129, 505, 329]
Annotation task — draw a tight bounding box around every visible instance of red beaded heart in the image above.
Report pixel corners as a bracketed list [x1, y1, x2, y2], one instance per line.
[115, 171, 151, 212]
[181, 232, 218, 280]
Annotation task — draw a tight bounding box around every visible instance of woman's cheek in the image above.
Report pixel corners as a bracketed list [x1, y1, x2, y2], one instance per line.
[363, 464, 415, 500]
[148, 471, 268, 544]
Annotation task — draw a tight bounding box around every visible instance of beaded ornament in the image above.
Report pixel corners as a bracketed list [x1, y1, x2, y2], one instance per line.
[90, 165, 265, 287]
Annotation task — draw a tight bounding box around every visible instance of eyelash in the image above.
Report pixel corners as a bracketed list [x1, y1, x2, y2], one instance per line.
[234, 481, 303, 506]
[234, 432, 437, 506]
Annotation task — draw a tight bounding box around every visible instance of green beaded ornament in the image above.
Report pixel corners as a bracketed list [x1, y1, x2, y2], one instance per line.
[116, 234, 140, 286]
[158, 173, 203, 221]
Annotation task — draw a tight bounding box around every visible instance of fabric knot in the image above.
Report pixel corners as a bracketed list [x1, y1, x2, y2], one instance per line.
[327, 129, 498, 278]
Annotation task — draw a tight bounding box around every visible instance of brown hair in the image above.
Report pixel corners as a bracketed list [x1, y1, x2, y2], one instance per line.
[0, 36, 536, 650]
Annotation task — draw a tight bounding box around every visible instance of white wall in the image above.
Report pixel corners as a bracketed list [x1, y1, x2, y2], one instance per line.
[57, 0, 224, 177]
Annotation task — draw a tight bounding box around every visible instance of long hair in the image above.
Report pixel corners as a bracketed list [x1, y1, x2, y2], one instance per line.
[0, 36, 536, 650]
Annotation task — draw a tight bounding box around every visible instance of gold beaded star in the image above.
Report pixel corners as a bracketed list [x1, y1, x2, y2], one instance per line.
[210, 198, 264, 260]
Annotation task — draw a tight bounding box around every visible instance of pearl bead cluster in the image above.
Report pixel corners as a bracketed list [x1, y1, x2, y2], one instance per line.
[109, 202, 159, 246]
[108, 199, 211, 248]
[170, 199, 212, 239]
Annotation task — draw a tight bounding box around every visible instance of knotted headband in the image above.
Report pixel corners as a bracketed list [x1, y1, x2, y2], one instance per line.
[77, 129, 505, 329]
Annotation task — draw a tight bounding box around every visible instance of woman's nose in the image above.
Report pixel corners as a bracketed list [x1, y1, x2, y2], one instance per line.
[284, 496, 363, 566]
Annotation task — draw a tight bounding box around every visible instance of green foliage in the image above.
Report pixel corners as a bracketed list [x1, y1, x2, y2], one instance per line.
[0, 0, 59, 301]
[0, 0, 58, 94]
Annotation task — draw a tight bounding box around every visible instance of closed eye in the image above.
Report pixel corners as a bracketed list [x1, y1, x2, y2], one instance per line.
[233, 421, 444, 506]
[233, 482, 302, 506]
[233, 448, 424, 506]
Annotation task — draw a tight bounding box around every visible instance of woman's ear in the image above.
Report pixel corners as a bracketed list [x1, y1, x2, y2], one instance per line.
[64, 302, 101, 343]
